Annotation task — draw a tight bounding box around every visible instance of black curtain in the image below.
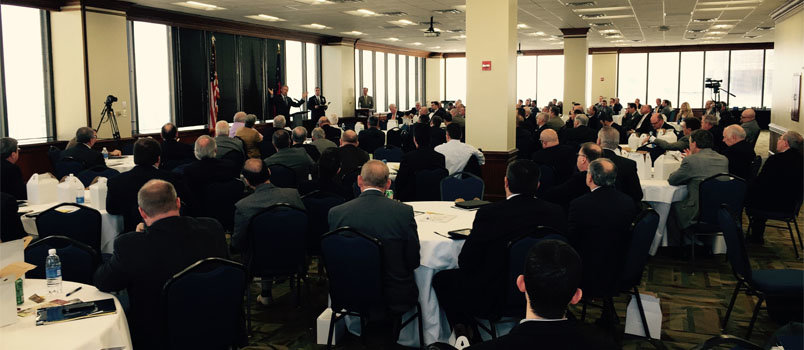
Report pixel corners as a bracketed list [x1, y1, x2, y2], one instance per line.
[238, 36, 265, 120]
[173, 27, 208, 127]
[212, 32, 238, 122]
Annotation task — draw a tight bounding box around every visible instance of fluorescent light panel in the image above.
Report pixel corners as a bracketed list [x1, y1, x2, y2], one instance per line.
[695, 6, 757, 11]
[581, 14, 634, 19]
[340, 31, 364, 35]
[698, 0, 762, 5]
[301, 23, 330, 29]
[384, 37, 400, 42]
[175, 1, 225, 10]
[246, 14, 285, 22]
[573, 6, 631, 12]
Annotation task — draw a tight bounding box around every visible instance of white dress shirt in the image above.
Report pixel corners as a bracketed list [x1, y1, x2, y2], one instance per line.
[434, 139, 486, 175]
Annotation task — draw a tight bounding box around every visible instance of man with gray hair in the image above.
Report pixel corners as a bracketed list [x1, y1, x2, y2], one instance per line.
[597, 126, 643, 203]
[182, 135, 240, 208]
[318, 115, 342, 145]
[746, 131, 803, 244]
[229, 111, 247, 137]
[721, 124, 755, 179]
[60, 126, 106, 170]
[1, 137, 25, 199]
[568, 157, 638, 302]
[273, 115, 290, 131]
[328, 160, 421, 312]
[311, 126, 337, 154]
[214, 120, 245, 160]
[290, 126, 321, 161]
[94, 179, 228, 348]
[559, 114, 597, 150]
[263, 129, 314, 182]
[702, 114, 725, 152]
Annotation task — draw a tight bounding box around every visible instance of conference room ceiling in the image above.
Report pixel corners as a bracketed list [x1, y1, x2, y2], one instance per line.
[127, 0, 782, 52]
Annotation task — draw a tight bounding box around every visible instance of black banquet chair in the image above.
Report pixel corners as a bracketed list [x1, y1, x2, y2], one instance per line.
[386, 127, 403, 148]
[687, 173, 746, 263]
[25, 235, 99, 285]
[747, 200, 803, 259]
[618, 209, 661, 340]
[162, 257, 247, 349]
[373, 145, 403, 162]
[301, 190, 346, 256]
[54, 157, 86, 180]
[320, 227, 424, 349]
[199, 179, 245, 233]
[718, 205, 804, 339]
[440, 171, 484, 201]
[35, 203, 102, 254]
[268, 164, 298, 189]
[414, 168, 449, 202]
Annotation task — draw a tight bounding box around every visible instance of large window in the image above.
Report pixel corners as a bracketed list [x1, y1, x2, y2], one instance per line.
[517, 56, 537, 102]
[763, 50, 774, 108]
[285, 41, 303, 105]
[305, 43, 318, 97]
[537, 55, 564, 106]
[375, 52, 385, 112]
[445, 57, 466, 105]
[362, 50, 373, 95]
[355, 49, 422, 111]
[132, 21, 173, 134]
[679, 51, 705, 108]
[704, 51, 730, 103]
[729, 49, 764, 108]
[408, 56, 416, 109]
[388, 54, 397, 108]
[617, 53, 648, 106]
[1, 5, 51, 141]
[648, 52, 680, 107]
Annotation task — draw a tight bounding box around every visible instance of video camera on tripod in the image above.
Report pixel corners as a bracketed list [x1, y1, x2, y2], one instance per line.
[96, 94, 121, 140]
[705, 78, 734, 103]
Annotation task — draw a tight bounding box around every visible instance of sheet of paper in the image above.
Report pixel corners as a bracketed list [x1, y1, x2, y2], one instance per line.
[0, 261, 36, 280]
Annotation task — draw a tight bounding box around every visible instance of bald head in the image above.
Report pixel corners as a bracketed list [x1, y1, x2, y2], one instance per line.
[194, 135, 216, 160]
[340, 130, 358, 146]
[741, 108, 756, 122]
[358, 160, 391, 191]
[723, 124, 746, 147]
[540, 129, 559, 148]
[137, 179, 179, 218]
[650, 113, 664, 129]
[318, 116, 330, 127]
[292, 126, 307, 144]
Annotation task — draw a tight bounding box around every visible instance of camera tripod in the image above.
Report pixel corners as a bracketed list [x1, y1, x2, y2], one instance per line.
[96, 101, 121, 140]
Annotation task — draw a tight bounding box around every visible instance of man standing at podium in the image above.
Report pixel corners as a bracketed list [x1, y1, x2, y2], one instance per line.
[358, 87, 374, 109]
[272, 85, 306, 118]
[307, 87, 327, 120]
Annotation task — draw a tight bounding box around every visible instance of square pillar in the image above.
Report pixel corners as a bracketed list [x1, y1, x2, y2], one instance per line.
[561, 28, 589, 110]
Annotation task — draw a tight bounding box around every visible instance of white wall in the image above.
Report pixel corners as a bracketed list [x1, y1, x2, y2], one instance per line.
[50, 10, 87, 141]
[322, 43, 355, 119]
[770, 8, 804, 134]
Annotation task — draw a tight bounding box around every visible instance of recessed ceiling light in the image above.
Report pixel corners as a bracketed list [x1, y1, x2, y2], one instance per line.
[246, 14, 285, 22]
[301, 23, 330, 29]
[550, 42, 564, 45]
[340, 30, 364, 36]
[434, 9, 462, 14]
[517, 23, 529, 29]
[528, 31, 546, 36]
[698, 0, 762, 5]
[573, 6, 631, 12]
[688, 29, 708, 33]
[174, 1, 225, 10]
[430, 46, 441, 49]
[293, 0, 331, 4]
[711, 24, 733, 29]
[581, 14, 634, 19]
[384, 37, 401, 42]
[700, 36, 721, 40]
[744, 34, 760, 38]
[391, 19, 416, 26]
[565, 1, 597, 6]
[591, 22, 614, 27]
[695, 6, 757, 11]
[357, 9, 376, 15]
[610, 39, 630, 43]
[345, 9, 382, 17]
[606, 34, 623, 38]
[707, 31, 728, 35]
[381, 11, 407, 16]
[542, 37, 560, 41]
[411, 42, 423, 46]
[598, 29, 620, 34]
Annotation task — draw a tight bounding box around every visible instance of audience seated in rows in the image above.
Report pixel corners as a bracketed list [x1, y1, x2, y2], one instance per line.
[214, 120, 245, 159]
[94, 179, 228, 349]
[291, 126, 321, 162]
[1, 137, 25, 200]
[654, 117, 700, 152]
[301, 147, 353, 200]
[318, 116, 342, 146]
[337, 130, 369, 180]
[515, 115, 535, 159]
[158, 123, 194, 171]
[630, 104, 654, 135]
[235, 114, 263, 159]
[395, 123, 447, 202]
[263, 130, 314, 182]
[310, 126, 337, 155]
[739, 108, 761, 146]
[543, 142, 602, 211]
[183, 136, 240, 202]
[260, 115, 290, 159]
[358, 116, 385, 154]
[429, 116, 447, 148]
[597, 126, 643, 204]
[648, 113, 675, 138]
[545, 106, 564, 131]
[702, 114, 725, 153]
[60, 127, 107, 170]
[721, 125, 756, 180]
[328, 160, 420, 312]
[560, 114, 597, 150]
[229, 112, 247, 137]
[531, 129, 576, 182]
[435, 124, 485, 175]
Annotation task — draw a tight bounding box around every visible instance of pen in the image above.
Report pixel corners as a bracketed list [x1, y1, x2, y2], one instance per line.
[65, 286, 82, 297]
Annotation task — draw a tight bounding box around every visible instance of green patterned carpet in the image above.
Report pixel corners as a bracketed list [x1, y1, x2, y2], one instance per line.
[241, 212, 803, 350]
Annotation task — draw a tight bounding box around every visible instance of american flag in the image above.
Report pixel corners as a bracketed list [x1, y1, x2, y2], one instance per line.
[209, 36, 220, 128]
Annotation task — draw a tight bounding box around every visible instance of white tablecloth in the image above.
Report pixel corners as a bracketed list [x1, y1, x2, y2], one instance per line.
[105, 156, 134, 173]
[640, 179, 688, 255]
[613, 114, 624, 126]
[18, 190, 123, 254]
[0, 279, 132, 350]
[387, 162, 400, 181]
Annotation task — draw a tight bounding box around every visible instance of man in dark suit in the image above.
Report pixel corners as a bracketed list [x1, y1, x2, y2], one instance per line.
[263, 129, 314, 183]
[273, 85, 307, 118]
[747, 131, 803, 244]
[433, 160, 566, 328]
[599, 113, 623, 143]
[60, 127, 106, 170]
[429, 116, 447, 148]
[158, 123, 194, 171]
[560, 114, 597, 150]
[358, 87, 374, 109]
[465, 240, 617, 350]
[383, 104, 404, 130]
[259, 115, 289, 160]
[721, 125, 756, 180]
[358, 116, 385, 154]
[407, 101, 422, 117]
[306, 87, 327, 120]
[106, 138, 188, 233]
[702, 114, 726, 153]
[94, 179, 228, 349]
[395, 123, 447, 202]
[290, 126, 320, 162]
[597, 126, 643, 204]
[1, 137, 26, 200]
[1, 192, 25, 242]
[337, 130, 370, 178]
[430, 101, 448, 120]
[530, 129, 576, 182]
[318, 116, 342, 146]
[543, 142, 602, 211]
[516, 116, 535, 159]
[183, 136, 241, 201]
[585, 105, 603, 131]
[654, 117, 700, 152]
[568, 158, 638, 299]
[630, 105, 654, 136]
[328, 160, 420, 312]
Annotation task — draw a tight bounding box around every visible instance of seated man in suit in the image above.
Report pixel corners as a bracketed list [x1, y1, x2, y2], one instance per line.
[648, 113, 675, 138]
[328, 160, 420, 312]
[0, 192, 25, 242]
[318, 116, 342, 146]
[429, 116, 447, 148]
[337, 130, 370, 179]
[311, 127, 337, 155]
[433, 160, 566, 330]
[515, 115, 535, 159]
[290, 126, 320, 162]
[739, 108, 761, 146]
[259, 115, 290, 159]
[183, 136, 241, 201]
[702, 114, 726, 153]
[435, 123, 485, 175]
[530, 129, 576, 181]
[383, 103, 404, 130]
[667, 129, 729, 244]
[598, 114, 622, 143]
[568, 158, 638, 303]
[107, 137, 189, 232]
[654, 117, 700, 152]
[233, 159, 304, 303]
[544, 142, 602, 211]
[560, 114, 597, 150]
[263, 130, 314, 183]
[60, 127, 106, 170]
[395, 123, 447, 202]
[629, 105, 654, 136]
[545, 106, 565, 131]
[597, 126, 643, 203]
[94, 179, 228, 348]
[213, 120, 245, 160]
[466, 240, 617, 349]
[235, 114, 264, 159]
[1, 137, 26, 199]
[746, 131, 803, 244]
[358, 116, 385, 154]
[721, 125, 756, 180]
[158, 123, 194, 171]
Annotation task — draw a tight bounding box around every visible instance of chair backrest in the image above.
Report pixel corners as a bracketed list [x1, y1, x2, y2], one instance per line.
[698, 173, 747, 225]
[221, 149, 246, 169]
[748, 155, 762, 181]
[268, 164, 298, 188]
[199, 179, 245, 232]
[718, 206, 753, 281]
[339, 167, 361, 196]
[619, 209, 660, 289]
[462, 154, 483, 178]
[301, 191, 346, 255]
[162, 258, 247, 349]
[440, 172, 485, 201]
[35, 203, 102, 253]
[373, 145, 403, 162]
[386, 128, 402, 148]
[48, 146, 62, 168]
[54, 157, 86, 179]
[24, 235, 99, 284]
[414, 168, 449, 201]
[246, 203, 307, 277]
[503, 227, 567, 317]
[320, 227, 385, 313]
[76, 167, 120, 188]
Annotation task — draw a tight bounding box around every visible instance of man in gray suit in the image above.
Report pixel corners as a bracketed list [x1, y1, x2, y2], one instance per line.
[668, 129, 729, 244]
[328, 160, 420, 312]
[311, 127, 337, 155]
[232, 158, 305, 304]
[358, 87, 374, 109]
[739, 108, 760, 146]
[263, 129, 314, 182]
[213, 121, 245, 159]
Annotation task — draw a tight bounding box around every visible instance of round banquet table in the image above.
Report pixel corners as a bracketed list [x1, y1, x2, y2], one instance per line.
[105, 155, 135, 174]
[0, 279, 132, 350]
[640, 179, 688, 255]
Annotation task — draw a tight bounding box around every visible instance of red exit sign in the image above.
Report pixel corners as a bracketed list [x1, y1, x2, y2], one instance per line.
[481, 61, 492, 71]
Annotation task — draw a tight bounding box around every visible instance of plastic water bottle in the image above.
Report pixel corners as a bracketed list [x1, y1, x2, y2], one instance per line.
[46, 249, 62, 295]
[102, 147, 109, 160]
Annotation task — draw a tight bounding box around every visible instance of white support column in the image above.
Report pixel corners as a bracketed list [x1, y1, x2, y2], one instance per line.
[322, 41, 356, 119]
[561, 28, 590, 110]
